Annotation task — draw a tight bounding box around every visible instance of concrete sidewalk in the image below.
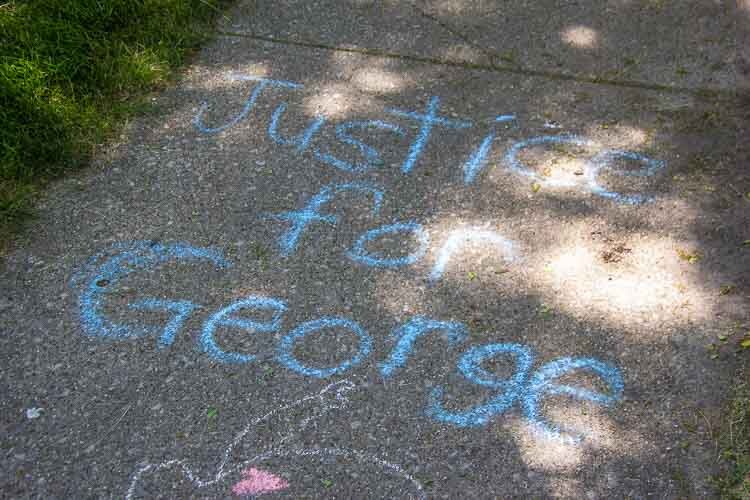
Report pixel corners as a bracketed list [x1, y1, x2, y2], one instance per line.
[1, 1, 748, 498]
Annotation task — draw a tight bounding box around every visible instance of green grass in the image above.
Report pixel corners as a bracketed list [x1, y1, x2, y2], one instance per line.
[717, 366, 750, 498]
[0, 0, 229, 242]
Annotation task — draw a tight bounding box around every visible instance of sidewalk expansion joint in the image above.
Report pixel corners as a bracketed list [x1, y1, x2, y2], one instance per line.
[216, 30, 739, 101]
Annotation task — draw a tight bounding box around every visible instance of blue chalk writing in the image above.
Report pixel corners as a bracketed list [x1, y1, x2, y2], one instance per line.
[74, 241, 230, 340]
[193, 75, 302, 134]
[73, 239, 627, 443]
[270, 183, 385, 256]
[387, 96, 473, 174]
[276, 317, 373, 378]
[268, 102, 327, 152]
[504, 135, 593, 187]
[462, 114, 516, 184]
[585, 150, 666, 205]
[379, 316, 468, 378]
[426, 343, 533, 427]
[129, 298, 200, 349]
[347, 222, 429, 268]
[522, 357, 624, 442]
[429, 228, 517, 283]
[314, 120, 405, 173]
[200, 296, 287, 364]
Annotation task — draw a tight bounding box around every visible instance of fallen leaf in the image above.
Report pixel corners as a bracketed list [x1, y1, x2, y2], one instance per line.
[741, 338, 750, 348]
[467, 271, 477, 281]
[718, 335, 728, 341]
[719, 285, 736, 296]
[676, 248, 701, 263]
[531, 182, 541, 193]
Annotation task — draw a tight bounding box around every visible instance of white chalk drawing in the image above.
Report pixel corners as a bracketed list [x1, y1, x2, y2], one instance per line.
[125, 381, 426, 499]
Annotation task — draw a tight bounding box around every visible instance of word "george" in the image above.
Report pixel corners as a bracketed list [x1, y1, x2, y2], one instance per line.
[73, 240, 623, 442]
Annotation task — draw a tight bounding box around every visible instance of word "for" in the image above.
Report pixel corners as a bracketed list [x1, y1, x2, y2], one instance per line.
[194, 74, 665, 204]
[269, 181, 518, 276]
[73, 240, 623, 442]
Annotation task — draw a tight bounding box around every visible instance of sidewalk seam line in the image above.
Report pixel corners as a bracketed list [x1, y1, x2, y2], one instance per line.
[216, 31, 738, 100]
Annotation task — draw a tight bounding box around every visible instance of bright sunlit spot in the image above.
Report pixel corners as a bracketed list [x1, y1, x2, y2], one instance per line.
[561, 25, 599, 49]
[304, 83, 368, 119]
[532, 233, 714, 329]
[351, 68, 407, 94]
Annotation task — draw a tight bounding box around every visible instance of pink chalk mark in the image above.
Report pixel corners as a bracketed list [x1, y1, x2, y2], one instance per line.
[232, 467, 290, 497]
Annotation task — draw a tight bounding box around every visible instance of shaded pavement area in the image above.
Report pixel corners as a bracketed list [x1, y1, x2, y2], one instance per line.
[1, 1, 748, 498]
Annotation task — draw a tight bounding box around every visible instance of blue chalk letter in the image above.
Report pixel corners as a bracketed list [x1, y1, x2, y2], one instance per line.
[461, 114, 516, 184]
[73, 241, 230, 341]
[277, 317, 372, 378]
[268, 102, 327, 152]
[387, 96, 472, 174]
[426, 343, 533, 427]
[200, 296, 287, 364]
[522, 357, 624, 442]
[585, 150, 666, 204]
[270, 183, 384, 257]
[347, 222, 430, 268]
[129, 298, 200, 349]
[379, 316, 468, 378]
[193, 75, 302, 133]
[504, 135, 593, 187]
[314, 120, 405, 173]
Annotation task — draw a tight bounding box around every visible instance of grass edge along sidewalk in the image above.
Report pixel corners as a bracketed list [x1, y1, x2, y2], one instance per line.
[0, 0, 232, 246]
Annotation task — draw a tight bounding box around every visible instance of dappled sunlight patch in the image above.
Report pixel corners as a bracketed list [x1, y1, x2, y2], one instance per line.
[583, 124, 655, 151]
[351, 67, 408, 94]
[546, 477, 585, 498]
[328, 54, 413, 94]
[510, 404, 644, 472]
[441, 44, 485, 63]
[509, 138, 597, 188]
[183, 64, 270, 91]
[427, 0, 501, 16]
[561, 25, 600, 49]
[372, 277, 428, 319]
[529, 232, 715, 329]
[303, 82, 377, 119]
